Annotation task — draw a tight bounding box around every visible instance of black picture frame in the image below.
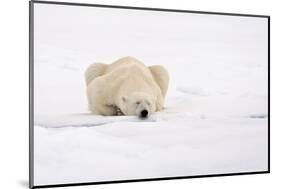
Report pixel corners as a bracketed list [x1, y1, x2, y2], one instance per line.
[29, 1, 270, 188]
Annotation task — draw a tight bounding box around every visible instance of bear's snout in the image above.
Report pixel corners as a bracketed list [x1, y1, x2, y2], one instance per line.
[136, 102, 150, 119]
[140, 109, 148, 119]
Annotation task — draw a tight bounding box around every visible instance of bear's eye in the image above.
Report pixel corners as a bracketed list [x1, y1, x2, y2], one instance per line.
[136, 101, 141, 105]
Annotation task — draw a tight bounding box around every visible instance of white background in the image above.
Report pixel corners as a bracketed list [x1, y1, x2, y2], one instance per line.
[0, 0, 277, 189]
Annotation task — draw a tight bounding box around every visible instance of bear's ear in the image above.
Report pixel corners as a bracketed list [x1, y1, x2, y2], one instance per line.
[122, 96, 128, 103]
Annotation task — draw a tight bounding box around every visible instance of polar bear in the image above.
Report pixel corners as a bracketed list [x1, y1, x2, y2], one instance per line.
[85, 56, 169, 118]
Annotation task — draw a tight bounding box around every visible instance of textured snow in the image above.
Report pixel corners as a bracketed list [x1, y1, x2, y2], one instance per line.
[33, 3, 268, 186]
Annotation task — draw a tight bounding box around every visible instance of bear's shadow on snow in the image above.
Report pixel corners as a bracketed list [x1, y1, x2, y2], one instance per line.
[36, 113, 161, 128]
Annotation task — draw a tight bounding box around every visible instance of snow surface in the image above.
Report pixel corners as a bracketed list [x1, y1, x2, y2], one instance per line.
[33, 3, 268, 185]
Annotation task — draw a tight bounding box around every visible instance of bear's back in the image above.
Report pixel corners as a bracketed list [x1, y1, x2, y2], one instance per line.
[101, 56, 157, 93]
[105, 56, 147, 74]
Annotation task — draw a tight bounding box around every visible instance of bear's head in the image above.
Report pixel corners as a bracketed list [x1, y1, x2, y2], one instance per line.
[119, 92, 156, 118]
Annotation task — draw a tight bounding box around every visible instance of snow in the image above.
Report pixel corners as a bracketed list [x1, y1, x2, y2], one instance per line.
[33, 3, 268, 186]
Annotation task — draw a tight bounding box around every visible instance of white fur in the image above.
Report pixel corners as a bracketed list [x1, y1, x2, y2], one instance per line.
[85, 56, 169, 116]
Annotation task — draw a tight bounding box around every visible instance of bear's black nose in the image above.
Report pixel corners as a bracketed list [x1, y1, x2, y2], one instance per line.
[140, 110, 148, 118]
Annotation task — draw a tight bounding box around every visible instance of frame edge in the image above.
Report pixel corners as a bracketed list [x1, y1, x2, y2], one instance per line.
[29, 0, 34, 188]
[32, 0, 270, 18]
